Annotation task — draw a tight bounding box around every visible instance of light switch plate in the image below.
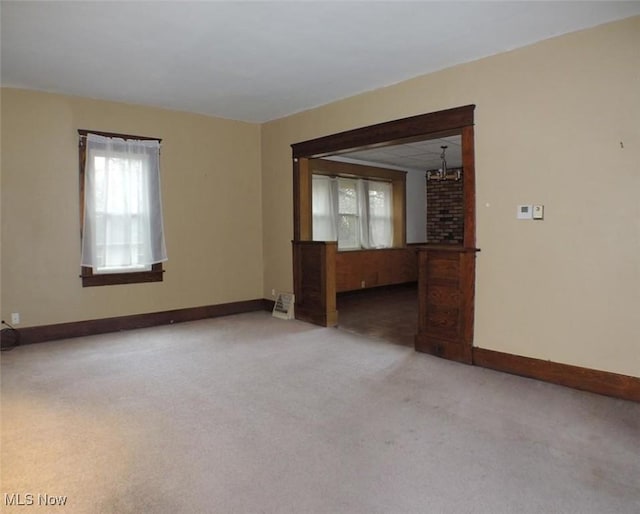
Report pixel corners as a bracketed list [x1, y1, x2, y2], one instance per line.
[517, 205, 532, 219]
[533, 205, 544, 220]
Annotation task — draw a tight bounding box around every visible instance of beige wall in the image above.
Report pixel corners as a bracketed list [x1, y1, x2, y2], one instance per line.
[261, 17, 640, 377]
[1, 89, 263, 326]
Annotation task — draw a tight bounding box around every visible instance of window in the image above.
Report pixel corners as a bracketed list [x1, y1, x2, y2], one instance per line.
[312, 174, 393, 250]
[337, 178, 360, 249]
[79, 130, 167, 287]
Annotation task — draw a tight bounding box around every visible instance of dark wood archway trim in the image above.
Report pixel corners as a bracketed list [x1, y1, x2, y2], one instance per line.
[461, 125, 476, 248]
[292, 105, 475, 242]
[291, 105, 475, 159]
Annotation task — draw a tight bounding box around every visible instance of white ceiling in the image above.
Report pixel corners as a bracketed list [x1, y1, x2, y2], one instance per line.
[2, 1, 639, 123]
[329, 136, 462, 173]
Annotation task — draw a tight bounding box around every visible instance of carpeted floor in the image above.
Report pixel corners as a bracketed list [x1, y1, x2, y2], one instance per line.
[1, 311, 639, 513]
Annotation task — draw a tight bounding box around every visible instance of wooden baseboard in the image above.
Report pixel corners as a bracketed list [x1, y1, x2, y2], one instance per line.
[3, 299, 270, 346]
[263, 299, 275, 311]
[415, 334, 472, 364]
[473, 347, 640, 403]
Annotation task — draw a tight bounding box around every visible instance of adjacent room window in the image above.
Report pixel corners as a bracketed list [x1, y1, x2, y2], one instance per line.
[337, 178, 361, 249]
[312, 174, 393, 250]
[79, 130, 167, 286]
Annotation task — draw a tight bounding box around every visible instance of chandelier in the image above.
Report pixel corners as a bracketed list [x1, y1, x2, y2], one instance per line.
[426, 145, 461, 181]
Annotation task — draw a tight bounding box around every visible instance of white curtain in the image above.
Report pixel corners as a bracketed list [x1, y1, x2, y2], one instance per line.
[312, 174, 393, 249]
[312, 175, 338, 241]
[356, 179, 370, 248]
[81, 134, 167, 271]
[365, 180, 393, 248]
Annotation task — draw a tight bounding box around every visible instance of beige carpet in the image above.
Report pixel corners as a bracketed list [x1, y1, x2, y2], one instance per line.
[1, 311, 639, 513]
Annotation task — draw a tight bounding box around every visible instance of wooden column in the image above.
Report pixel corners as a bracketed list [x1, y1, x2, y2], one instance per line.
[292, 241, 337, 327]
[415, 245, 479, 363]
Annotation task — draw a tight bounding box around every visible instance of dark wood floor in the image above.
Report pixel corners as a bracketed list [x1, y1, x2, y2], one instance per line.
[336, 283, 418, 347]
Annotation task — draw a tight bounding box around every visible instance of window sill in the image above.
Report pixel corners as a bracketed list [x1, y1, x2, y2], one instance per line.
[337, 246, 402, 253]
[81, 264, 164, 287]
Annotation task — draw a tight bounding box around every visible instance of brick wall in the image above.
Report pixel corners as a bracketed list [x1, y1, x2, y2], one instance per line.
[426, 169, 464, 244]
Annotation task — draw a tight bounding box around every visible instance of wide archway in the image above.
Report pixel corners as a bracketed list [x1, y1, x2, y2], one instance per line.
[291, 105, 478, 363]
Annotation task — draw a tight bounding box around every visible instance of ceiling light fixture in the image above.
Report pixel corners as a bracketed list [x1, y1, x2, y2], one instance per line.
[426, 145, 461, 181]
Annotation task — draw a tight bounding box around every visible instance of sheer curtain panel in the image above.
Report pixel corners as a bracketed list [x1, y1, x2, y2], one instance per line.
[312, 175, 338, 242]
[81, 134, 167, 272]
[312, 174, 393, 250]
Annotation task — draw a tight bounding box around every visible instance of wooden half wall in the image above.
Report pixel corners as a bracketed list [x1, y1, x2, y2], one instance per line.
[415, 245, 479, 364]
[292, 240, 338, 326]
[336, 247, 418, 293]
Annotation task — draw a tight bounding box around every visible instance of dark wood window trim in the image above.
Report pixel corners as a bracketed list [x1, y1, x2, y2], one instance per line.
[78, 129, 164, 287]
[80, 263, 164, 287]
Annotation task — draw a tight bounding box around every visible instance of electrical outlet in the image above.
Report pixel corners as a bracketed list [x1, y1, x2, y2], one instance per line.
[361, 280, 365, 288]
[271, 289, 276, 297]
[11, 313, 20, 325]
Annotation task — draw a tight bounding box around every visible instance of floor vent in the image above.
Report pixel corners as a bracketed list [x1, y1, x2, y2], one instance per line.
[272, 292, 295, 320]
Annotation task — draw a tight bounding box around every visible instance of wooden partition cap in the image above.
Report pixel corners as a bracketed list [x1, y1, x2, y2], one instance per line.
[292, 240, 338, 246]
[416, 245, 481, 253]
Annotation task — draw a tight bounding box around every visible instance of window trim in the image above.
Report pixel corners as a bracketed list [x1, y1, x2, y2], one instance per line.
[78, 129, 164, 287]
